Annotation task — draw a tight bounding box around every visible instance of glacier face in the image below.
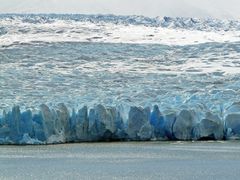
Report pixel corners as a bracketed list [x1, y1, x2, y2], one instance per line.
[1, 14, 240, 144]
[1, 103, 240, 144]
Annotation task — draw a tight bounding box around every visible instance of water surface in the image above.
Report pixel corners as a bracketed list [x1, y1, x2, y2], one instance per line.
[1, 141, 240, 180]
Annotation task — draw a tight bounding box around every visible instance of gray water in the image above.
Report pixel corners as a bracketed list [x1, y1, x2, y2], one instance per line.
[1, 141, 240, 180]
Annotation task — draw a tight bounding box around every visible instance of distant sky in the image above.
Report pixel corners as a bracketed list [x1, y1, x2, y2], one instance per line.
[0, 0, 239, 19]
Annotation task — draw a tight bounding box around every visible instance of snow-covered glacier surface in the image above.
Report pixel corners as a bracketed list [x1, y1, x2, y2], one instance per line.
[1, 14, 240, 144]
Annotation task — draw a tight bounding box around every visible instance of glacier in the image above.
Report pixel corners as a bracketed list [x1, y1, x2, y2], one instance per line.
[1, 14, 240, 144]
[1, 103, 240, 144]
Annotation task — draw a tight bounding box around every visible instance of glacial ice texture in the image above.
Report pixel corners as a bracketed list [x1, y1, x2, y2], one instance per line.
[1, 14, 240, 143]
[1, 42, 240, 110]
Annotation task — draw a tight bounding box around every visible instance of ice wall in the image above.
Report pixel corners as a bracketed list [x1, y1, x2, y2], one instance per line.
[1, 103, 240, 144]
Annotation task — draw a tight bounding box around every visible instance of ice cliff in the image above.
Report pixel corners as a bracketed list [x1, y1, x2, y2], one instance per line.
[1, 103, 240, 144]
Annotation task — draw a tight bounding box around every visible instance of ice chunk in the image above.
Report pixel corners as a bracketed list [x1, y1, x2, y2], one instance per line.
[127, 106, 151, 140]
[96, 105, 116, 134]
[225, 102, 240, 139]
[20, 110, 34, 138]
[19, 133, 43, 145]
[10, 106, 21, 142]
[193, 112, 224, 140]
[32, 113, 46, 142]
[75, 106, 89, 141]
[40, 104, 56, 139]
[225, 113, 240, 139]
[138, 122, 153, 140]
[164, 112, 177, 140]
[150, 105, 166, 139]
[173, 109, 197, 140]
[88, 105, 121, 141]
[55, 103, 71, 141]
[0, 126, 10, 139]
